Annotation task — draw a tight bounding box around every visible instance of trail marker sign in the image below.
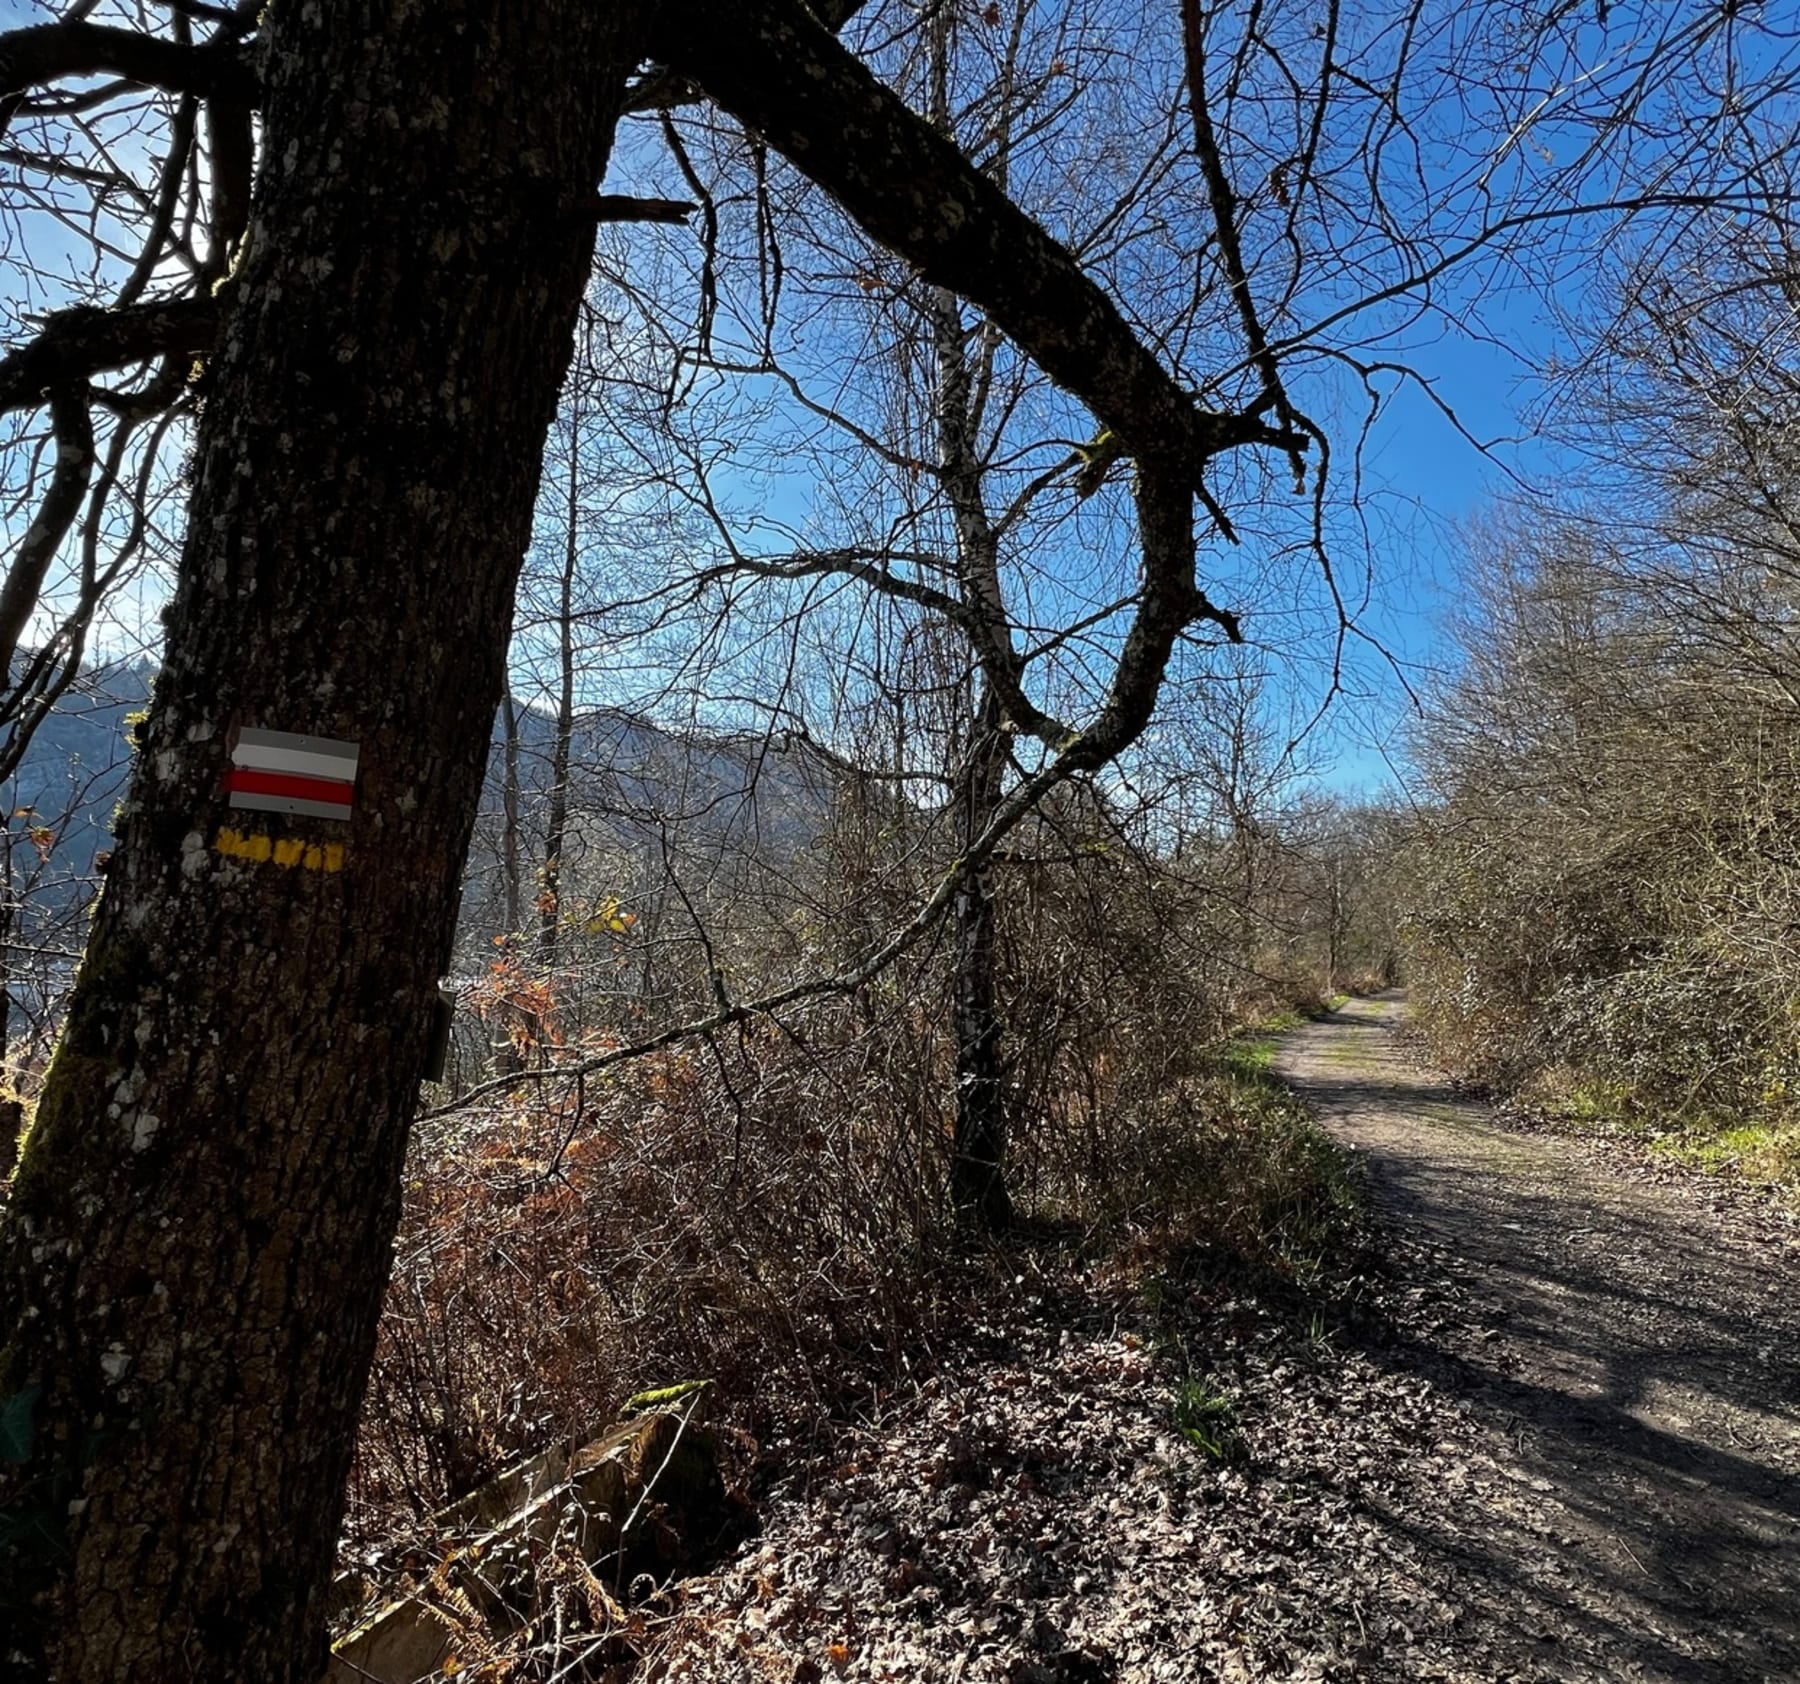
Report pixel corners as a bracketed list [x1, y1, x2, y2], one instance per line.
[226, 728, 359, 821]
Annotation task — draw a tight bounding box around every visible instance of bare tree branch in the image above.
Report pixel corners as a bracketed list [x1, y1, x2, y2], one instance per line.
[0, 389, 94, 681]
[0, 19, 253, 110]
[595, 192, 696, 224]
[0, 296, 219, 416]
[656, 0, 1307, 487]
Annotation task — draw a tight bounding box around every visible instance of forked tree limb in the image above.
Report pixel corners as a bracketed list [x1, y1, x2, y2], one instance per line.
[655, 0, 1306, 485]
[435, 3, 1266, 1120]
[0, 296, 219, 416]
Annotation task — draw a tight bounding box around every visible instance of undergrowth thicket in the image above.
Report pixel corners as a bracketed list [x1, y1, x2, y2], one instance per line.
[346, 966, 1368, 1558]
[1403, 511, 1800, 1199]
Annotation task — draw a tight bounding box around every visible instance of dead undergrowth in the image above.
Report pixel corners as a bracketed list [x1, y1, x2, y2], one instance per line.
[343, 979, 1369, 1674]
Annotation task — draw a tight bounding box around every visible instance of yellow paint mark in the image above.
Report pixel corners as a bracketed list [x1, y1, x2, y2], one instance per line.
[213, 828, 347, 873]
[214, 827, 272, 863]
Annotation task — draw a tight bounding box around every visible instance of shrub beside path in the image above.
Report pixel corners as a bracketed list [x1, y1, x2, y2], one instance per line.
[1274, 991, 1800, 1683]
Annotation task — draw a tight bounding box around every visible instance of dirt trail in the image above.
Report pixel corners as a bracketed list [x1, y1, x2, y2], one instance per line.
[1275, 992, 1800, 1684]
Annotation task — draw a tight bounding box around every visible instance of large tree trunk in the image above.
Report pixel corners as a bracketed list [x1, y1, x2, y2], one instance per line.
[0, 3, 644, 1677]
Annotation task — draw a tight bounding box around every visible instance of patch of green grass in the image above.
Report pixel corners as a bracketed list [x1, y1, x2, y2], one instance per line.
[1648, 1119, 1800, 1187]
[1555, 1079, 1638, 1129]
[1529, 1072, 1800, 1196]
[1213, 1034, 1280, 1081]
[1206, 1004, 1313, 1082]
[1257, 1006, 1309, 1035]
[1206, 995, 1353, 1083]
[1171, 1375, 1244, 1461]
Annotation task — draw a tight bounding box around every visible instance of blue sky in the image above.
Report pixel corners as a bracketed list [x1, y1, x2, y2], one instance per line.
[3, 0, 1790, 808]
[1302, 321, 1563, 795]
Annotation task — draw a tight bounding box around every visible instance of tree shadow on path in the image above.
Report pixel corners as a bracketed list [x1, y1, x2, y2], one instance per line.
[1276, 994, 1800, 1684]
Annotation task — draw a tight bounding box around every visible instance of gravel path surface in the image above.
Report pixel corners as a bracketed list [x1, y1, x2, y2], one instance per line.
[1274, 992, 1800, 1683]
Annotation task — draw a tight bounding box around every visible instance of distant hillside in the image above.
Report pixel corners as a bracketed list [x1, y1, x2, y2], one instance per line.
[484, 700, 841, 856]
[1, 662, 845, 956]
[460, 700, 849, 946]
[3, 660, 149, 884]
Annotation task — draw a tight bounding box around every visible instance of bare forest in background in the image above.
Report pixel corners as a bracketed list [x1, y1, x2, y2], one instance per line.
[1403, 203, 1800, 1184]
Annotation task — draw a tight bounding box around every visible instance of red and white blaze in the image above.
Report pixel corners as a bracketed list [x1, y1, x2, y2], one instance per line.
[225, 728, 359, 821]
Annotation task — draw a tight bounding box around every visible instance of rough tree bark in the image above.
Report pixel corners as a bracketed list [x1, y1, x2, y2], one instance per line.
[0, 2, 645, 1677]
[950, 689, 1013, 1230]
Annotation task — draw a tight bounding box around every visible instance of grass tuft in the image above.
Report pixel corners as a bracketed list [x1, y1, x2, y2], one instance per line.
[1172, 1375, 1245, 1462]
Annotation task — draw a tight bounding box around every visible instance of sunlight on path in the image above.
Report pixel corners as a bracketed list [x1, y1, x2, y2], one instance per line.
[1274, 993, 1800, 1684]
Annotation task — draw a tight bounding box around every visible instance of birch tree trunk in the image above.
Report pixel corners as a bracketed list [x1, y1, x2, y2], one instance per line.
[0, 2, 644, 1676]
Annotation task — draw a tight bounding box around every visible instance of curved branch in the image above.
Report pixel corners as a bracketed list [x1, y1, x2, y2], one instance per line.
[657, 0, 1306, 481]
[1062, 460, 1239, 773]
[0, 20, 253, 106]
[1181, 0, 1306, 484]
[701, 548, 971, 626]
[706, 545, 1079, 748]
[0, 296, 219, 416]
[0, 389, 94, 684]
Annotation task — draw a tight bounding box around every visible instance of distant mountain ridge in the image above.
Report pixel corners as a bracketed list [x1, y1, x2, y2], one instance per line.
[2, 659, 841, 916]
[3, 659, 150, 883]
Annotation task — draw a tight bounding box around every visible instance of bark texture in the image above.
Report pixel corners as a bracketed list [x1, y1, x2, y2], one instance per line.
[0, 2, 643, 1677]
[950, 692, 1012, 1232]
